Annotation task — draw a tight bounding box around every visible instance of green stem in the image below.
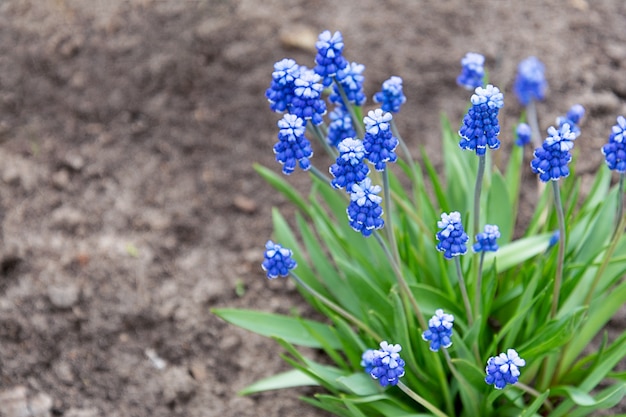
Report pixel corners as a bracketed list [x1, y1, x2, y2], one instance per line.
[309, 123, 337, 159]
[332, 77, 364, 138]
[515, 382, 554, 412]
[474, 251, 485, 320]
[613, 172, 625, 240]
[550, 181, 566, 318]
[309, 164, 332, 184]
[454, 257, 474, 325]
[527, 100, 542, 149]
[473, 154, 486, 239]
[382, 169, 400, 265]
[397, 381, 449, 417]
[391, 119, 415, 167]
[289, 271, 381, 341]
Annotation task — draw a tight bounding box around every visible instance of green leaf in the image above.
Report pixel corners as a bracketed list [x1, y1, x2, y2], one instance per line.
[486, 170, 513, 244]
[519, 389, 550, 417]
[239, 369, 319, 395]
[336, 373, 379, 396]
[551, 386, 596, 406]
[483, 233, 551, 273]
[254, 163, 310, 215]
[568, 383, 626, 417]
[212, 308, 341, 349]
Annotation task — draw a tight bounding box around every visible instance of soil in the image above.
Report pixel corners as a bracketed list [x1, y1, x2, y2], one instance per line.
[0, 0, 624, 416]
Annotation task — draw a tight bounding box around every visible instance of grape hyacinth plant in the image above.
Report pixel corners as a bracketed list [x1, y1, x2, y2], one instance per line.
[214, 30, 626, 417]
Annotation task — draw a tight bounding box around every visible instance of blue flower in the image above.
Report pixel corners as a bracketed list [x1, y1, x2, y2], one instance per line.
[363, 109, 398, 171]
[291, 69, 327, 125]
[368, 341, 406, 387]
[436, 212, 469, 259]
[531, 124, 577, 182]
[515, 123, 532, 147]
[327, 106, 356, 147]
[456, 52, 485, 90]
[422, 309, 454, 352]
[557, 104, 585, 139]
[373, 76, 407, 113]
[347, 178, 384, 237]
[548, 230, 560, 250]
[330, 138, 370, 191]
[360, 349, 377, 374]
[265, 58, 301, 112]
[314, 30, 349, 87]
[273, 114, 313, 175]
[485, 349, 526, 389]
[330, 62, 366, 107]
[262, 240, 297, 279]
[601, 115, 626, 173]
[459, 85, 504, 155]
[514, 56, 547, 106]
[473, 224, 501, 253]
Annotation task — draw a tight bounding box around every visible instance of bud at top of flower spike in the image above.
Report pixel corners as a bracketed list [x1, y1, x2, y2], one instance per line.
[566, 104, 586, 125]
[373, 76, 407, 113]
[314, 30, 349, 87]
[327, 107, 356, 147]
[485, 349, 526, 389]
[601, 115, 626, 173]
[367, 341, 406, 387]
[262, 240, 297, 279]
[265, 58, 301, 113]
[436, 212, 469, 259]
[515, 123, 532, 147]
[422, 309, 455, 352]
[473, 224, 501, 253]
[531, 124, 577, 182]
[456, 52, 485, 90]
[329, 62, 366, 107]
[459, 84, 504, 156]
[513, 56, 547, 106]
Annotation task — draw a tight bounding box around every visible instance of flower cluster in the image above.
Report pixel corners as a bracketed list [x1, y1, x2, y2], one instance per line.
[329, 62, 366, 107]
[459, 84, 504, 155]
[513, 56, 547, 106]
[326, 107, 356, 147]
[363, 109, 399, 171]
[531, 123, 577, 182]
[602, 115, 626, 172]
[265, 58, 301, 113]
[291, 70, 327, 126]
[314, 30, 349, 87]
[361, 341, 406, 387]
[485, 349, 526, 389]
[456, 52, 485, 90]
[436, 212, 469, 259]
[515, 123, 532, 147]
[473, 224, 501, 253]
[347, 178, 384, 237]
[261, 240, 297, 279]
[373, 76, 406, 113]
[422, 309, 454, 352]
[329, 138, 370, 191]
[273, 114, 313, 175]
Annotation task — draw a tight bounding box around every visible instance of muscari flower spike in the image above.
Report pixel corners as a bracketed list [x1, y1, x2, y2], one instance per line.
[459, 84, 504, 155]
[373, 76, 407, 113]
[261, 240, 297, 279]
[329, 62, 366, 107]
[473, 224, 501, 253]
[557, 104, 585, 139]
[422, 309, 454, 352]
[531, 123, 577, 182]
[514, 56, 547, 106]
[265, 58, 301, 113]
[347, 178, 384, 237]
[329, 138, 370, 191]
[516, 123, 532, 147]
[436, 211, 469, 259]
[485, 349, 526, 389]
[291, 69, 327, 126]
[457, 52, 485, 90]
[314, 30, 349, 87]
[601, 115, 626, 173]
[363, 109, 399, 171]
[327, 106, 356, 147]
[273, 114, 313, 175]
[367, 341, 406, 387]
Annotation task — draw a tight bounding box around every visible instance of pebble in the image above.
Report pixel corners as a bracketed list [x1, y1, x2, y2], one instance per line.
[233, 195, 257, 214]
[48, 283, 80, 309]
[279, 25, 317, 53]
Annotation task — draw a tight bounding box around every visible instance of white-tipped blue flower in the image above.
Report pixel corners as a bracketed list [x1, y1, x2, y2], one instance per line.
[531, 124, 576, 182]
[273, 114, 313, 175]
[459, 84, 504, 155]
[368, 341, 405, 387]
[436, 212, 469, 259]
[373, 76, 407, 113]
[516, 123, 532, 147]
[422, 309, 455, 352]
[291, 69, 327, 125]
[457, 52, 485, 90]
[314, 30, 349, 87]
[327, 107, 356, 147]
[363, 109, 398, 171]
[330, 138, 370, 191]
[473, 224, 501, 253]
[330, 62, 366, 106]
[347, 178, 384, 237]
[602, 115, 626, 172]
[485, 349, 526, 389]
[514, 56, 547, 106]
[262, 240, 297, 279]
[265, 58, 301, 112]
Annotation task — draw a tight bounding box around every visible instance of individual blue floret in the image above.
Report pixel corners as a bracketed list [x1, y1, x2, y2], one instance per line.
[327, 106, 357, 147]
[360, 349, 377, 375]
[368, 341, 405, 387]
[422, 309, 455, 352]
[601, 115, 626, 172]
[265, 58, 301, 113]
[291, 69, 327, 125]
[329, 138, 370, 191]
[363, 109, 398, 171]
[436, 212, 469, 259]
[530, 123, 577, 182]
[329, 62, 366, 107]
[261, 240, 297, 279]
[515, 123, 532, 147]
[347, 178, 384, 237]
[314, 30, 349, 87]
[459, 84, 504, 155]
[373, 76, 407, 113]
[485, 349, 526, 389]
[456, 52, 485, 90]
[273, 114, 313, 175]
[473, 224, 501, 253]
[557, 104, 585, 139]
[513, 56, 547, 106]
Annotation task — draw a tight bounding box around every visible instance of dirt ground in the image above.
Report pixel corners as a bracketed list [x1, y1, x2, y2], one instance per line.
[0, 0, 624, 416]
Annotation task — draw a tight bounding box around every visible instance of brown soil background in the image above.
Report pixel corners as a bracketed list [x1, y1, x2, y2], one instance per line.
[0, 0, 624, 416]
